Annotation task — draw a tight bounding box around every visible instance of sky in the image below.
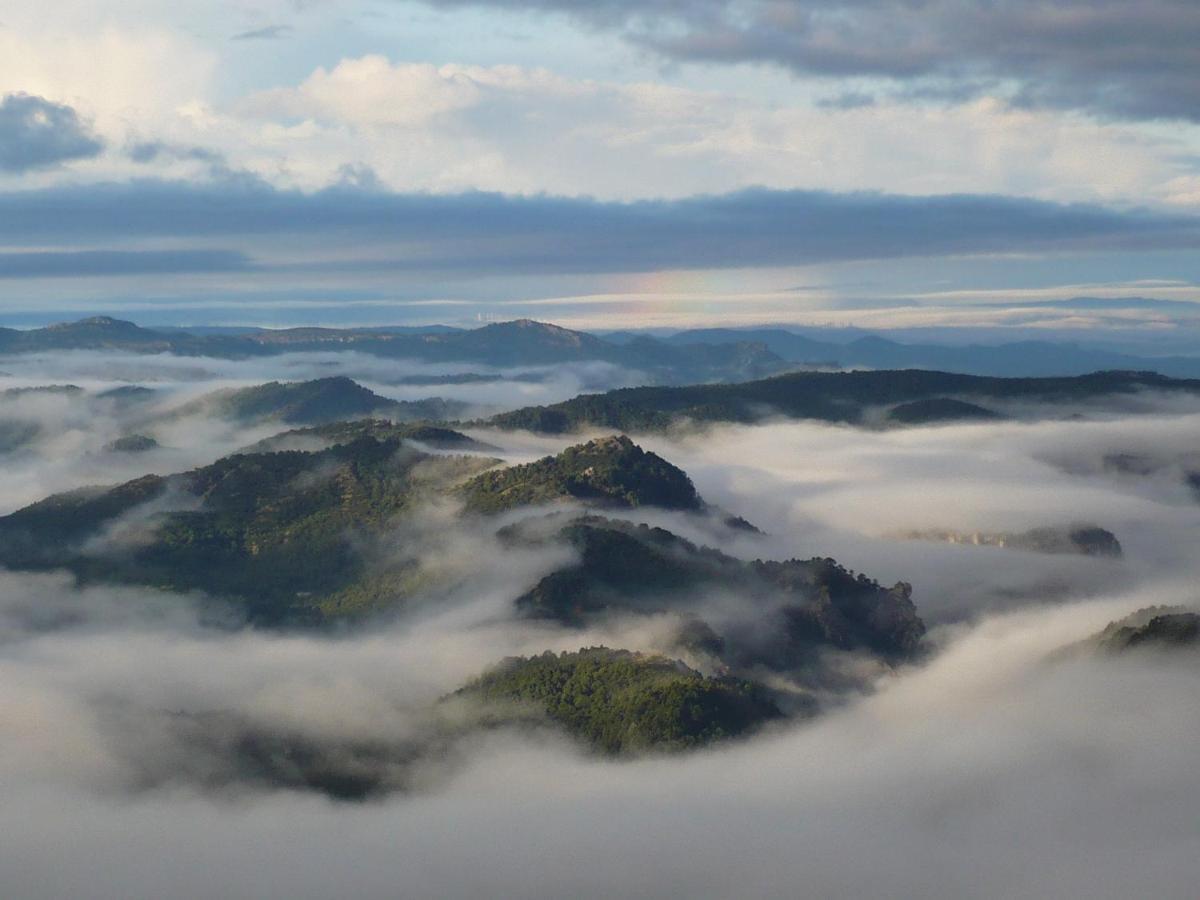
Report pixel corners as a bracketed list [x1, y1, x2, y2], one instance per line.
[2, 0, 1200, 330]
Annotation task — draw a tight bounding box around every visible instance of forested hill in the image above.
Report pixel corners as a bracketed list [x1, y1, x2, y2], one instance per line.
[486, 369, 1200, 433]
[0, 435, 708, 624]
[0, 317, 787, 385]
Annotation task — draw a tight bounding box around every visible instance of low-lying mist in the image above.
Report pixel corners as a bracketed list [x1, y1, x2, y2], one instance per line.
[0, 349, 644, 512]
[1, 356, 1199, 898]
[3, 579, 1196, 899]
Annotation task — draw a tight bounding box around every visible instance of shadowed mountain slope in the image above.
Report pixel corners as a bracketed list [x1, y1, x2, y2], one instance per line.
[0, 317, 788, 385]
[504, 515, 925, 667]
[487, 369, 1200, 433]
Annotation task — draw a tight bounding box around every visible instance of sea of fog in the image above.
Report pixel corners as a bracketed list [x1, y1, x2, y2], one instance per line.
[0, 350, 1197, 899]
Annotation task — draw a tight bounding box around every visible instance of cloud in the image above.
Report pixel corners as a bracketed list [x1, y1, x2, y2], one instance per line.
[245, 57, 500, 126]
[2, 34, 1193, 208]
[0, 180, 1196, 280]
[0, 250, 252, 279]
[0, 28, 215, 132]
[231, 24, 294, 41]
[0, 93, 104, 172]
[0, 349, 643, 512]
[0, 359, 1197, 896]
[483, 403, 1200, 624]
[127, 142, 225, 167]
[419, 0, 1200, 122]
[0, 558, 1196, 898]
[229, 55, 1198, 204]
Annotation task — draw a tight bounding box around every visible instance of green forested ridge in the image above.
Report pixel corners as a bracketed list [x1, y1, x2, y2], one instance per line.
[1099, 613, 1199, 652]
[0, 432, 924, 683]
[886, 397, 1004, 424]
[486, 369, 1200, 434]
[2, 473, 170, 550]
[204, 376, 468, 426]
[1086, 608, 1200, 654]
[248, 419, 497, 453]
[0, 317, 788, 385]
[156, 376, 467, 428]
[461, 435, 702, 513]
[0, 419, 935, 754]
[454, 647, 782, 754]
[0, 437, 495, 623]
[0, 435, 707, 624]
[506, 515, 925, 665]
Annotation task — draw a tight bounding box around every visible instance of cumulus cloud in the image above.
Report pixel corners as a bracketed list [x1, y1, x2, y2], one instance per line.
[0, 93, 103, 172]
[244, 58, 510, 127]
[0, 27, 215, 130]
[2, 27, 1196, 216]
[421, 0, 1200, 123]
[229, 54, 1200, 204]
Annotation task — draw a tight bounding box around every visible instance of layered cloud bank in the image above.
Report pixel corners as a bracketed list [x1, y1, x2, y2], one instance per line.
[1, 1, 1198, 322]
[0, 350, 1198, 897]
[422, 0, 1200, 122]
[3, 590, 1197, 900]
[4, 181, 1196, 280]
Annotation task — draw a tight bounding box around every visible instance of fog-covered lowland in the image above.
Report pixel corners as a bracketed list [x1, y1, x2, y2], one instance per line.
[2, 332, 1200, 899]
[8, 0, 1200, 888]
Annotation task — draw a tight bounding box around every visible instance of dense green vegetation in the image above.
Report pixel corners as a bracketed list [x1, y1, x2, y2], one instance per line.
[105, 434, 160, 453]
[250, 419, 496, 453]
[96, 384, 158, 405]
[2, 473, 169, 548]
[507, 515, 925, 665]
[460, 435, 702, 513]
[0, 434, 717, 625]
[487, 369, 1200, 434]
[0, 429, 925, 684]
[886, 397, 1004, 424]
[197, 376, 467, 426]
[154, 647, 788, 797]
[0, 437, 495, 624]
[454, 648, 782, 754]
[216, 376, 393, 424]
[1099, 613, 1199, 652]
[1088, 608, 1200, 653]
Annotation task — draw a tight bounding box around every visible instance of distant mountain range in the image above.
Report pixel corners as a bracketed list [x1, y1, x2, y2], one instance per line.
[176, 376, 468, 426]
[0, 317, 787, 385]
[662, 326, 1200, 378]
[9, 313, 1200, 381]
[1055, 606, 1200, 658]
[488, 369, 1200, 433]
